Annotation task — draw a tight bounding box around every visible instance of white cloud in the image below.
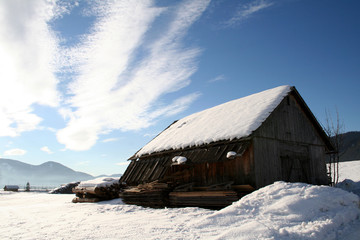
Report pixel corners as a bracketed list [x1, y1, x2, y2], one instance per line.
[148, 93, 201, 119]
[0, 0, 66, 137]
[225, 0, 273, 27]
[38, 126, 57, 133]
[102, 138, 118, 143]
[40, 146, 53, 154]
[208, 74, 226, 83]
[57, 0, 210, 151]
[4, 148, 27, 156]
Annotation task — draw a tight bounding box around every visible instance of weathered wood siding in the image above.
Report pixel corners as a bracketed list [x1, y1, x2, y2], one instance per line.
[252, 93, 328, 188]
[164, 144, 255, 187]
[121, 140, 255, 187]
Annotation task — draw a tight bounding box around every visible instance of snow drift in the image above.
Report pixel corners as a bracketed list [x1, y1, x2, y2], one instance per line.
[192, 181, 360, 239]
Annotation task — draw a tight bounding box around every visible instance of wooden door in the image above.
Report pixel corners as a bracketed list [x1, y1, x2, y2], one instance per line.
[281, 155, 311, 183]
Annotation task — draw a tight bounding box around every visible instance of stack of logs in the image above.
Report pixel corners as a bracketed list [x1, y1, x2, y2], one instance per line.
[120, 180, 170, 208]
[70, 178, 255, 209]
[72, 182, 122, 203]
[169, 181, 240, 209]
[120, 181, 255, 209]
[169, 190, 239, 209]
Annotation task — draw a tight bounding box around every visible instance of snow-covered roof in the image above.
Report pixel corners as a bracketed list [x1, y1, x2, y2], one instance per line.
[136, 85, 292, 157]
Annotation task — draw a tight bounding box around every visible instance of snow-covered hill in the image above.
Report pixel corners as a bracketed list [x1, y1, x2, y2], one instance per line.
[0, 158, 94, 188]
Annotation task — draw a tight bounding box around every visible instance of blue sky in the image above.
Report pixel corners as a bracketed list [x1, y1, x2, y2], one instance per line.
[0, 0, 359, 176]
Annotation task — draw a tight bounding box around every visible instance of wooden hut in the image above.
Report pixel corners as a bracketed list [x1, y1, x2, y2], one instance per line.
[4, 185, 19, 192]
[120, 86, 333, 208]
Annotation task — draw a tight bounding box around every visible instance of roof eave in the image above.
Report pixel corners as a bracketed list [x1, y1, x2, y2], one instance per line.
[129, 137, 252, 160]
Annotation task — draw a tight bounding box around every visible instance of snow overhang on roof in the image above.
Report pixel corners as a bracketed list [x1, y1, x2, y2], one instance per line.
[134, 85, 292, 158]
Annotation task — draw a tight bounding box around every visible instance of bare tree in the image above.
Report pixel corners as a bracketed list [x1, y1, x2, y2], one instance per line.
[324, 108, 344, 185]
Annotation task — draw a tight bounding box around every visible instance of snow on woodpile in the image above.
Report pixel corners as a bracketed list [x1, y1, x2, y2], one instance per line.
[73, 177, 121, 202]
[136, 85, 291, 157]
[77, 177, 120, 188]
[191, 181, 360, 239]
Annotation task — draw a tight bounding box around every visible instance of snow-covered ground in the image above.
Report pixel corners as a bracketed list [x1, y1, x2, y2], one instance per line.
[1, 161, 359, 240]
[338, 160, 360, 182]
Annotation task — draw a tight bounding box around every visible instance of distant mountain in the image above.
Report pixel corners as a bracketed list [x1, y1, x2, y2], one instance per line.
[338, 131, 360, 161]
[0, 158, 94, 188]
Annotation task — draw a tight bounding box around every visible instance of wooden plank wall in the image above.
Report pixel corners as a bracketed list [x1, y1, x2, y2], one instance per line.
[121, 140, 255, 187]
[308, 145, 328, 184]
[252, 94, 329, 187]
[169, 145, 255, 187]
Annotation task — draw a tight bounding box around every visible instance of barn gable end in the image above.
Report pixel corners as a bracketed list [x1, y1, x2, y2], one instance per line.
[252, 90, 331, 188]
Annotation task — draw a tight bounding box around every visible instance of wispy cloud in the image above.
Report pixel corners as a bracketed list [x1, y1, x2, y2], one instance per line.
[0, 0, 209, 151]
[225, 0, 273, 27]
[4, 148, 27, 156]
[40, 146, 53, 154]
[57, 0, 210, 151]
[208, 74, 226, 83]
[102, 138, 118, 143]
[0, 0, 68, 137]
